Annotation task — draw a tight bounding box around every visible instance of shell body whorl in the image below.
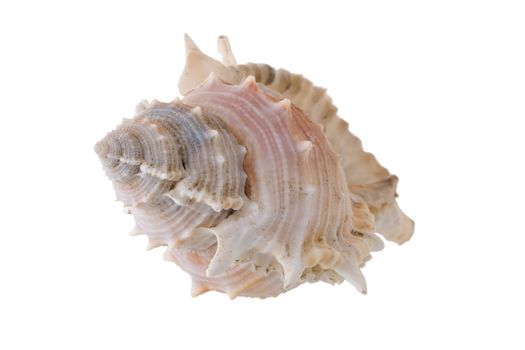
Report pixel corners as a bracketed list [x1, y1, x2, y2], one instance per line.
[95, 35, 414, 298]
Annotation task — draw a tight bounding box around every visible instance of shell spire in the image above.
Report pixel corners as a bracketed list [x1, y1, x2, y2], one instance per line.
[95, 34, 414, 299]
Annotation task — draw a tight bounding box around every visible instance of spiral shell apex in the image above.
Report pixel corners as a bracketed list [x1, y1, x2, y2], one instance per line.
[95, 35, 414, 298]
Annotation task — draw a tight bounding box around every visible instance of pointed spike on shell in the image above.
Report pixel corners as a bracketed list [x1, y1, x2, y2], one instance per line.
[277, 98, 292, 111]
[209, 202, 222, 213]
[202, 72, 223, 89]
[283, 266, 303, 290]
[191, 280, 210, 297]
[226, 289, 240, 300]
[217, 35, 237, 66]
[147, 238, 164, 250]
[191, 106, 202, 116]
[129, 226, 143, 236]
[205, 129, 219, 139]
[184, 33, 201, 54]
[165, 188, 183, 206]
[249, 263, 257, 273]
[169, 97, 182, 106]
[163, 249, 178, 263]
[178, 39, 242, 95]
[228, 196, 243, 211]
[296, 140, 313, 153]
[334, 260, 368, 295]
[205, 229, 237, 277]
[241, 75, 258, 91]
[218, 196, 243, 212]
[278, 252, 306, 289]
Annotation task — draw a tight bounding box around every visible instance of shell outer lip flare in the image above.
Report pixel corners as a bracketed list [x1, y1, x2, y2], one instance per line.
[95, 34, 414, 299]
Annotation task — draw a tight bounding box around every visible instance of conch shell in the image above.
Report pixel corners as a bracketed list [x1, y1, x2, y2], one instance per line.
[95, 35, 414, 298]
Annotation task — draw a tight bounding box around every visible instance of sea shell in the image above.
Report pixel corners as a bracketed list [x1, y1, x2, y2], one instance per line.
[95, 35, 414, 298]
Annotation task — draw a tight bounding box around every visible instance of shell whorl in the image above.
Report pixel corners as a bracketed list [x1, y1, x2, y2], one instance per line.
[179, 34, 414, 245]
[96, 99, 246, 212]
[95, 35, 414, 298]
[182, 75, 380, 292]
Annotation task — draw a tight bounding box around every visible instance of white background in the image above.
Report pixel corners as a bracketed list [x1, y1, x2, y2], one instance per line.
[1, 1, 524, 349]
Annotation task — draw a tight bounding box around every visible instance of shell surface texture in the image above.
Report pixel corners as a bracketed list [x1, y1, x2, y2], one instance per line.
[95, 34, 414, 299]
